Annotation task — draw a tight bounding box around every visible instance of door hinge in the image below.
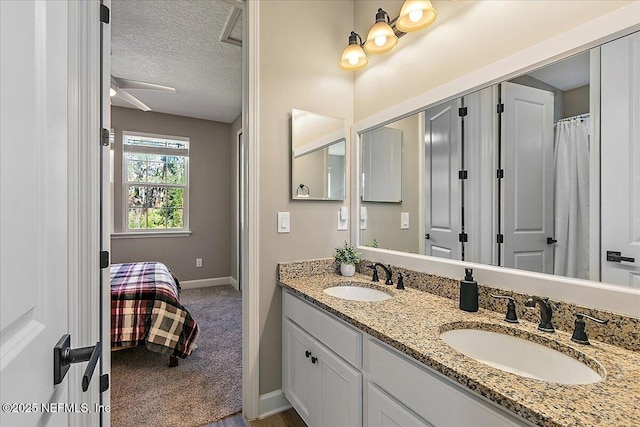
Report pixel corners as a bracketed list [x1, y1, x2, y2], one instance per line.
[100, 4, 110, 24]
[497, 103, 504, 114]
[459, 232, 468, 243]
[100, 251, 110, 269]
[100, 374, 109, 393]
[497, 169, 504, 179]
[497, 234, 504, 244]
[100, 128, 110, 146]
[458, 170, 468, 180]
[458, 107, 468, 117]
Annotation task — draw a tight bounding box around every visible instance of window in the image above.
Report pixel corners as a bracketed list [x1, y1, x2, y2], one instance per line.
[123, 132, 189, 231]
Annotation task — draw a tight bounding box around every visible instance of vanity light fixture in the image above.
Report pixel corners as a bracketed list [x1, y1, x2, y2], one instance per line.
[363, 8, 399, 54]
[396, 0, 438, 33]
[339, 31, 368, 71]
[339, 1, 438, 71]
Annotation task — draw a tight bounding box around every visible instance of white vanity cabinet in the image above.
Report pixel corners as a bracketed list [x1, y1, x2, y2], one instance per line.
[283, 291, 363, 427]
[365, 339, 531, 427]
[282, 289, 531, 427]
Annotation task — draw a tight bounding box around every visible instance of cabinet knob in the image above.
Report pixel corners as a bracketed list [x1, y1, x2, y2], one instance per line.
[311, 356, 318, 364]
[305, 350, 311, 358]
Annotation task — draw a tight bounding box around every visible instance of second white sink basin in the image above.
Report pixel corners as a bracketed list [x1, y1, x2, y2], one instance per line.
[323, 286, 391, 302]
[440, 328, 604, 384]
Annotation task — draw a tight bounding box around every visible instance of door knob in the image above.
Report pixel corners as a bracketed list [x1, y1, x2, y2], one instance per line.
[606, 251, 635, 263]
[547, 237, 558, 244]
[425, 233, 430, 240]
[54, 334, 103, 392]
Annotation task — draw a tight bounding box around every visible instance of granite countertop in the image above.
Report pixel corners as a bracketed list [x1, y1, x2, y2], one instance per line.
[278, 272, 640, 427]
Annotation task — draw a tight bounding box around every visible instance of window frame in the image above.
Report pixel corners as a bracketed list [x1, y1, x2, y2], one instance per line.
[121, 130, 190, 233]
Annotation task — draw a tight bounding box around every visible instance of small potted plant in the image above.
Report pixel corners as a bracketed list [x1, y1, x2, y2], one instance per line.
[335, 241, 361, 277]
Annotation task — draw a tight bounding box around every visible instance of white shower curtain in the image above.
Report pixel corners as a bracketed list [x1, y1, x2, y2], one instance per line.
[553, 117, 590, 279]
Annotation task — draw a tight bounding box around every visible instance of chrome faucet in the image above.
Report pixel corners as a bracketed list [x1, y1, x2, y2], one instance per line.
[373, 263, 393, 285]
[524, 296, 554, 332]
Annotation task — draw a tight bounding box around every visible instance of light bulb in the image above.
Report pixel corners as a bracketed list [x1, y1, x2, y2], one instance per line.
[110, 87, 117, 97]
[374, 35, 387, 47]
[348, 55, 359, 66]
[409, 9, 423, 22]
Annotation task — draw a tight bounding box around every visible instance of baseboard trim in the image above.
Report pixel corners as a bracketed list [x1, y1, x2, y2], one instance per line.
[258, 389, 292, 419]
[181, 276, 236, 290]
[229, 276, 239, 291]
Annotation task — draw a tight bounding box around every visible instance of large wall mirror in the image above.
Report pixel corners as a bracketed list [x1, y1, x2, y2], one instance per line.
[291, 109, 346, 200]
[358, 30, 639, 289]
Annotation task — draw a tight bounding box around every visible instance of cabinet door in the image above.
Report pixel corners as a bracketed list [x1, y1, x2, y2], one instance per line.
[367, 383, 432, 427]
[314, 340, 362, 427]
[283, 319, 315, 425]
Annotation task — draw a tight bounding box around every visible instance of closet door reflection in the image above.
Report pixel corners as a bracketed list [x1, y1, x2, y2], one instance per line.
[501, 82, 554, 274]
[424, 99, 461, 259]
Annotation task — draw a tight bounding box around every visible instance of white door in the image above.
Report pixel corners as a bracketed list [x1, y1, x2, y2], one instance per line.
[283, 320, 314, 425]
[1, 2, 104, 425]
[1, 1, 69, 425]
[501, 82, 554, 273]
[367, 383, 432, 427]
[424, 99, 461, 259]
[601, 32, 640, 288]
[314, 341, 361, 427]
[464, 87, 498, 266]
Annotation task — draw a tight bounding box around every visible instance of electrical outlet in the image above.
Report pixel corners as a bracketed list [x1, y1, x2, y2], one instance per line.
[196, 258, 203, 267]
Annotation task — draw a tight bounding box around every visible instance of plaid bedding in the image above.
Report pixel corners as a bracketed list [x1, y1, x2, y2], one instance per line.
[110, 262, 199, 358]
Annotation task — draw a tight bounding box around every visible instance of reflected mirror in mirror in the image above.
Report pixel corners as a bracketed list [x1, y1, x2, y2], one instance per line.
[358, 31, 640, 289]
[361, 126, 403, 203]
[291, 109, 346, 200]
[360, 115, 416, 252]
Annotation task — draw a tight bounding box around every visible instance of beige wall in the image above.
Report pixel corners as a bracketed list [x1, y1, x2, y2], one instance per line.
[361, 114, 421, 253]
[563, 85, 590, 118]
[253, 0, 632, 398]
[257, 0, 354, 395]
[111, 107, 232, 281]
[231, 114, 242, 281]
[353, 0, 631, 121]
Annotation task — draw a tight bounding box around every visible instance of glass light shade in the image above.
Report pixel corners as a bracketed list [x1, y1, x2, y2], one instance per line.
[110, 87, 117, 97]
[396, 0, 438, 33]
[339, 43, 368, 71]
[364, 21, 398, 54]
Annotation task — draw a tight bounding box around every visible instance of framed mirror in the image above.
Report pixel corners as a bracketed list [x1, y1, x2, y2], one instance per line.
[357, 30, 640, 289]
[291, 109, 346, 200]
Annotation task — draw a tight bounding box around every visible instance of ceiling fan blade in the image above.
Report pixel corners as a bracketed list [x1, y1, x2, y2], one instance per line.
[115, 89, 151, 112]
[113, 76, 176, 93]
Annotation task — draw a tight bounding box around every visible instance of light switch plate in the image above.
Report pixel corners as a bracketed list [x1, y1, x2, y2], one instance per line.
[277, 212, 290, 233]
[401, 212, 409, 229]
[337, 208, 348, 231]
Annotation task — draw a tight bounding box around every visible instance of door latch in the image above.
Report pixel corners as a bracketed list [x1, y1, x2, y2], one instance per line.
[54, 334, 101, 392]
[606, 251, 636, 263]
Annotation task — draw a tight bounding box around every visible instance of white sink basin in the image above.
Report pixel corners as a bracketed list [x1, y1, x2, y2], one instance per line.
[323, 286, 391, 302]
[440, 329, 603, 384]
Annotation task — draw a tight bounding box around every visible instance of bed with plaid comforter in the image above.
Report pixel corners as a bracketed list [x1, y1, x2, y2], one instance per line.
[110, 262, 199, 358]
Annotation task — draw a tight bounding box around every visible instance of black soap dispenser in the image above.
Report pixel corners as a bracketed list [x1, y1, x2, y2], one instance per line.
[459, 268, 478, 312]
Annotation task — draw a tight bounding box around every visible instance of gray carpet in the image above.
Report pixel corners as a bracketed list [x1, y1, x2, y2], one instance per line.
[111, 285, 242, 427]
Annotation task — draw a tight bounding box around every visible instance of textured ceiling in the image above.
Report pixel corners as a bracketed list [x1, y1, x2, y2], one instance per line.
[111, 0, 242, 123]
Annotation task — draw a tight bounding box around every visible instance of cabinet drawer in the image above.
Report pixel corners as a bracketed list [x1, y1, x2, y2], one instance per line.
[368, 339, 528, 427]
[284, 291, 362, 368]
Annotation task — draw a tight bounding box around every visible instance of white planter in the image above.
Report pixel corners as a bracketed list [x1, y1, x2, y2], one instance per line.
[340, 263, 356, 277]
